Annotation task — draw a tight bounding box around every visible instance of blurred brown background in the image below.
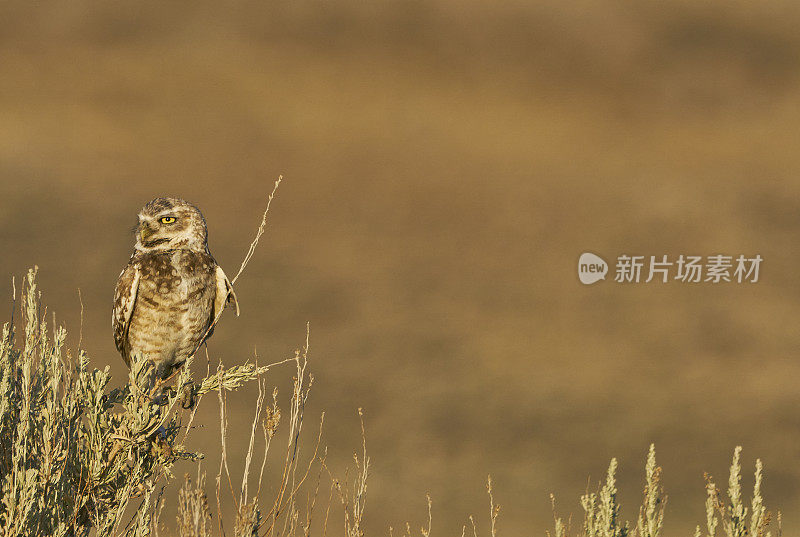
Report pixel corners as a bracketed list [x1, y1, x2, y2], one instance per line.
[2, 0, 800, 534]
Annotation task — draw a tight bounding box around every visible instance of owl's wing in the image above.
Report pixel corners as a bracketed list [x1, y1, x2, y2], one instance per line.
[214, 265, 240, 320]
[113, 260, 141, 367]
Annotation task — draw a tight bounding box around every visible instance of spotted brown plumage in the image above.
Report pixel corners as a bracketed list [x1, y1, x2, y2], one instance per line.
[113, 197, 239, 381]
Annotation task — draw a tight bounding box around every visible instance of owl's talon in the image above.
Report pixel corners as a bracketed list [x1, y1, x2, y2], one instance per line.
[180, 381, 196, 410]
[146, 386, 171, 406]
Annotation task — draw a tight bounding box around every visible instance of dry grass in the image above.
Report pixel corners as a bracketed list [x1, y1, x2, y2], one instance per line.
[544, 445, 779, 537]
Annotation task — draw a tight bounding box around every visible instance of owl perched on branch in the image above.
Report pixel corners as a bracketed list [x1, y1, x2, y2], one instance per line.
[113, 197, 239, 387]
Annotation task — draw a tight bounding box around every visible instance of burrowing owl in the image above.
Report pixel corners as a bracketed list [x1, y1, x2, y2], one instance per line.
[113, 197, 239, 384]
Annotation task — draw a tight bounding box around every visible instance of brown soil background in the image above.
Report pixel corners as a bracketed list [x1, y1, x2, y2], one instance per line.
[1, 1, 800, 534]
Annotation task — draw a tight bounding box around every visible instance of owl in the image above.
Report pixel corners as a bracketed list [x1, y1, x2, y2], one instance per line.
[113, 197, 239, 388]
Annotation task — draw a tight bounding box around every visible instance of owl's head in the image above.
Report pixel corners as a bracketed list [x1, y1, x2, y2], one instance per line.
[135, 197, 209, 253]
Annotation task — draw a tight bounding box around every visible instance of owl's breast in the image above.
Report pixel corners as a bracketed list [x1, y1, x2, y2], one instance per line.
[137, 252, 208, 303]
[127, 250, 218, 366]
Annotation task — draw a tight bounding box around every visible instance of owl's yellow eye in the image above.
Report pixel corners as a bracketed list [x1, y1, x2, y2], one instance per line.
[160, 216, 176, 224]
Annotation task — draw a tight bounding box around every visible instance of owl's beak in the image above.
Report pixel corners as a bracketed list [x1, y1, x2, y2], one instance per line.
[140, 225, 154, 242]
